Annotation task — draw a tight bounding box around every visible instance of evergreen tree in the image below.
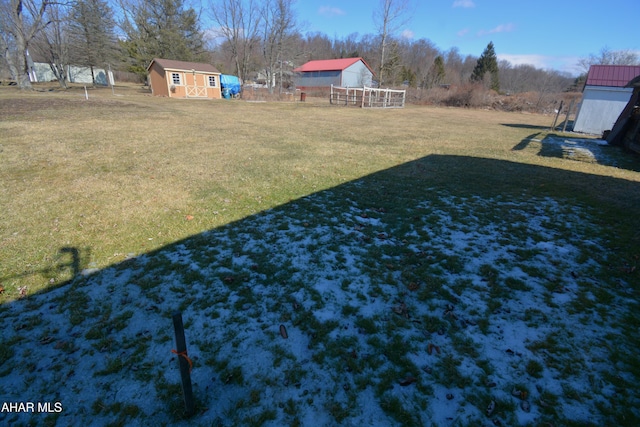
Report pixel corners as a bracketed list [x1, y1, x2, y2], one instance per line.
[120, 0, 206, 77]
[69, 0, 117, 86]
[470, 41, 499, 92]
[425, 55, 445, 88]
[399, 65, 416, 87]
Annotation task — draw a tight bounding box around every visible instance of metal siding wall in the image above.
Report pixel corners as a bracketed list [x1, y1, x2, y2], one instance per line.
[574, 86, 633, 134]
[295, 71, 340, 88]
[341, 62, 373, 87]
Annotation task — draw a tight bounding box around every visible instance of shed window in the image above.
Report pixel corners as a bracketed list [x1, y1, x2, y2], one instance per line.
[208, 76, 217, 87]
[171, 73, 181, 85]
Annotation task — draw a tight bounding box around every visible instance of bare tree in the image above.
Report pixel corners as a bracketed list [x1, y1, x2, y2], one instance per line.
[0, 0, 51, 89]
[372, 0, 411, 87]
[260, 0, 296, 93]
[299, 32, 334, 61]
[30, 3, 70, 87]
[209, 0, 261, 82]
[578, 46, 640, 73]
[68, 0, 117, 86]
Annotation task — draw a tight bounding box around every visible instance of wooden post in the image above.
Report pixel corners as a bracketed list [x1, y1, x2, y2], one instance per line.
[551, 100, 563, 131]
[172, 311, 195, 417]
[562, 99, 575, 133]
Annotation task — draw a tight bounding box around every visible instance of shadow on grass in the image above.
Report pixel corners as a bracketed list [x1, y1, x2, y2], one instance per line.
[0, 247, 90, 289]
[1, 154, 639, 424]
[3, 153, 640, 303]
[512, 132, 640, 172]
[501, 123, 551, 130]
[501, 121, 576, 132]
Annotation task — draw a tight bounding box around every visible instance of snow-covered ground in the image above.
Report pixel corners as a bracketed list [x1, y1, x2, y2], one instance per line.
[1, 186, 637, 426]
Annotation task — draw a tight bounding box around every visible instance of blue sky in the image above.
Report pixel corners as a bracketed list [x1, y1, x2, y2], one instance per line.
[294, 0, 640, 75]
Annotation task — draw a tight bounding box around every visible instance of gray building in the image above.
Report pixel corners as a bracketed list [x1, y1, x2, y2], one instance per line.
[294, 57, 374, 90]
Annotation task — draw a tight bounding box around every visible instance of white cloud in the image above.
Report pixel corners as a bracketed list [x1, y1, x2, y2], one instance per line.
[401, 29, 415, 39]
[453, 0, 475, 7]
[457, 28, 470, 37]
[498, 54, 548, 68]
[498, 53, 583, 74]
[318, 6, 346, 17]
[478, 23, 515, 36]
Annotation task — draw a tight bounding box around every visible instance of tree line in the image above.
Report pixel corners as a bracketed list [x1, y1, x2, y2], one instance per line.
[1, 0, 638, 94]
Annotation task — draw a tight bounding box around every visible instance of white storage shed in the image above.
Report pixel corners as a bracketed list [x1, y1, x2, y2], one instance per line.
[573, 65, 640, 135]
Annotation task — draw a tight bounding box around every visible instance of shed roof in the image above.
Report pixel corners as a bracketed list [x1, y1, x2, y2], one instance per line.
[294, 57, 375, 75]
[585, 65, 640, 88]
[147, 58, 220, 74]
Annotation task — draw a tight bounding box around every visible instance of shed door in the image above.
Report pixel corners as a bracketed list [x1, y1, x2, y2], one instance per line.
[186, 73, 207, 98]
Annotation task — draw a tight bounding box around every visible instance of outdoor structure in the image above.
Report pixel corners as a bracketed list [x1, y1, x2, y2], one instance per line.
[330, 84, 405, 108]
[27, 62, 111, 85]
[220, 74, 241, 98]
[607, 75, 640, 154]
[294, 57, 374, 90]
[147, 58, 221, 99]
[573, 65, 640, 135]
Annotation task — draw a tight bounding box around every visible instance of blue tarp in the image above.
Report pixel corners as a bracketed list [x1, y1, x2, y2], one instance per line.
[220, 74, 241, 96]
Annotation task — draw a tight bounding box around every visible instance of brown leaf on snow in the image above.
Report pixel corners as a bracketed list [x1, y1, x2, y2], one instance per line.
[392, 302, 408, 317]
[279, 324, 288, 339]
[486, 400, 496, 416]
[427, 343, 441, 355]
[399, 376, 417, 386]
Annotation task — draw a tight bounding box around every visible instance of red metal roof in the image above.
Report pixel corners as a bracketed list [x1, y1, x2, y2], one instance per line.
[585, 65, 640, 88]
[294, 57, 375, 75]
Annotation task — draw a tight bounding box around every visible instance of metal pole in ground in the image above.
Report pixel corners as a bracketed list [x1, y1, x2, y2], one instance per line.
[172, 311, 195, 417]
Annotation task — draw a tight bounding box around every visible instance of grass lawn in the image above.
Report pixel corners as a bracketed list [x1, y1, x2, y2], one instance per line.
[1, 84, 639, 426]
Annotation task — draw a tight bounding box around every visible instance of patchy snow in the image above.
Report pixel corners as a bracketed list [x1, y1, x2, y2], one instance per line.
[1, 190, 638, 426]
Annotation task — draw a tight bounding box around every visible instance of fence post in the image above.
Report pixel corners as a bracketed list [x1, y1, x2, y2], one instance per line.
[172, 311, 195, 417]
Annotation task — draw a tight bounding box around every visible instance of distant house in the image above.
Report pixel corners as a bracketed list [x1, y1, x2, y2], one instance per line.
[294, 57, 374, 90]
[147, 58, 221, 99]
[573, 65, 640, 135]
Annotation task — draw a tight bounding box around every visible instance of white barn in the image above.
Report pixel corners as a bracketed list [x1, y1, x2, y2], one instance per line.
[573, 65, 640, 135]
[294, 57, 374, 90]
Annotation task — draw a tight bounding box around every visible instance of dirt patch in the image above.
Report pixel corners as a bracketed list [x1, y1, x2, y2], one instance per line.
[0, 92, 148, 120]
